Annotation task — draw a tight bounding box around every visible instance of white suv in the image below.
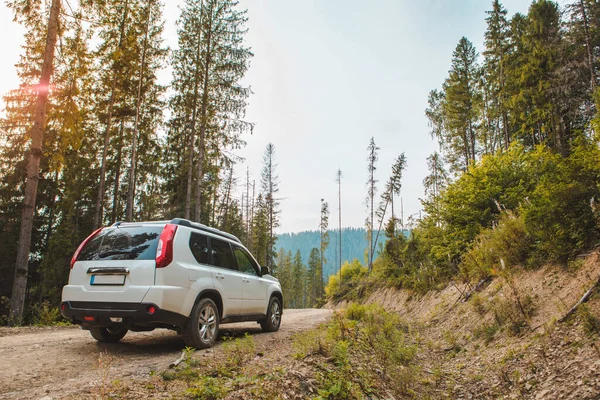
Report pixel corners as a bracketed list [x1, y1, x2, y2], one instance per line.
[60, 219, 283, 349]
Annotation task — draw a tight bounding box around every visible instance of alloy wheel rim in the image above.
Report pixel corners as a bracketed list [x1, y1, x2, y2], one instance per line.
[271, 301, 280, 326]
[198, 304, 217, 342]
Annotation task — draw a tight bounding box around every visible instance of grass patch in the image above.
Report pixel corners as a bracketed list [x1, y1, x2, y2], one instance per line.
[293, 303, 417, 399]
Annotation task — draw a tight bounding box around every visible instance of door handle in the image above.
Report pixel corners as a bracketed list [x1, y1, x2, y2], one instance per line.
[215, 273, 225, 280]
[242, 278, 250, 283]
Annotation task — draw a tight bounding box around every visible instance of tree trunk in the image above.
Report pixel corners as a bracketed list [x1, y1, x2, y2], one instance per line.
[9, 0, 61, 326]
[185, 19, 203, 220]
[126, 0, 152, 222]
[221, 166, 233, 229]
[369, 166, 374, 271]
[338, 172, 342, 281]
[246, 167, 250, 234]
[111, 120, 125, 223]
[580, 0, 596, 91]
[194, 6, 213, 223]
[94, 0, 130, 229]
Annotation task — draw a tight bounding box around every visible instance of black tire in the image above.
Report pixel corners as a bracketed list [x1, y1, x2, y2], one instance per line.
[183, 298, 220, 349]
[260, 296, 282, 332]
[89, 326, 128, 343]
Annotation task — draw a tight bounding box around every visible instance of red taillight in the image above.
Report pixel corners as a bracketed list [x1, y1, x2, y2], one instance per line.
[83, 316, 95, 322]
[60, 303, 65, 311]
[70, 227, 103, 269]
[147, 305, 156, 315]
[156, 224, 178, 268]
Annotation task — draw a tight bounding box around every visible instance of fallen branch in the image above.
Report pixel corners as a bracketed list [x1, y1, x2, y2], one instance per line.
[558, 273, 600, 323]
[169, 350, 187, 368]
[462, 276, 493, 303]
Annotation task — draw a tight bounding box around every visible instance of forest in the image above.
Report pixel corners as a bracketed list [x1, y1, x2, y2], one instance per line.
[0, 0, 291, 325]
[327, 0, 600, 302]
[277, 228, 390, 280]
[3, 0, 600, 325]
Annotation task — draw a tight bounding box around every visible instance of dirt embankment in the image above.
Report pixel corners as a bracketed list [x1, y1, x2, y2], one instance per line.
[328, 254, 600, 399]
[0, 308, 332, 400]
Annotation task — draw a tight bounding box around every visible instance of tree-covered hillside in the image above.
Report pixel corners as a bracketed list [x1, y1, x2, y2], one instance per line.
[277, 228, 400, 279]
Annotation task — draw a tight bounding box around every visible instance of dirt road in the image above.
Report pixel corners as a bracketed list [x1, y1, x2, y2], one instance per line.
[0, 308, 332, 400]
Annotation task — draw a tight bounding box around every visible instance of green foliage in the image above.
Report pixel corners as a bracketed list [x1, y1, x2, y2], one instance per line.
[222, 333, 256, 369]
[293, 304, 417, 399]
[325, 139, 600, 304]
[491, 294, 536, 336]
[31, 301, 65, 326]
[522, 140, 600, 263]
[473, 322, 501, 345]
[185, 377, 230, 400]
[577, 304, 600, 336]
[462, 209, 533, 281]
[324, 259, 368, 302]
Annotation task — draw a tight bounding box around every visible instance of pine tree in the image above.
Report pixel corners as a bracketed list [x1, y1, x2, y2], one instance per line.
[365, 137, 379, 271]
[291, 250, 305, 308]
[125, 0, 167, 222]
[306, 247, 320, 307]
[165, 0, 252, 222]
[261, 143, 280, 268]
[508, 1, 567, 152]
[483, 0, 511, 150]
[443, 37, 481, 172]
[275, 249, 293, 307]
[335, 169, 342, 280]
[374, 154, 406, 249]
[421, 152, 448, 226]
[319, 199, 329, 298]
[7, 0, 62, 325]
[251, 194, 269, 267]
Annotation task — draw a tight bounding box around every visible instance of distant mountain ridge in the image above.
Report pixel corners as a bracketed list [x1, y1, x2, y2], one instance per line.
[276, 228, 390, 279]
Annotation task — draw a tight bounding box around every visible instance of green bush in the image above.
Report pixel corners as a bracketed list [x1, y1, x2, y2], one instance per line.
[325, 259, 368, 301]
[294, 304, 417, 398]
[31, 300, 64, 326]
[578, 304, 600, 336]
[491, 294, 536, 336]
[461, 210, 533, 281]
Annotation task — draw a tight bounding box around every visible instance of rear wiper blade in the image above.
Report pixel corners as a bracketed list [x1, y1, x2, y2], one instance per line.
[96, 250, 134, 259]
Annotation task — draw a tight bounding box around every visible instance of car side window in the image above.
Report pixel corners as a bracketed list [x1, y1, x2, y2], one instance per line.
[233, 246, 258, 276]
[189, 232, 210, 265]
[210, 238, 237, 270]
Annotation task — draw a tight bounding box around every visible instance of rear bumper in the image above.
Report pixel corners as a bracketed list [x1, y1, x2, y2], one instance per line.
[60, 301, 189, 330]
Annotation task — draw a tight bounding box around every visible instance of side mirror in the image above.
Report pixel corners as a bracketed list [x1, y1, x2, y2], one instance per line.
[261, 266, 270, 276]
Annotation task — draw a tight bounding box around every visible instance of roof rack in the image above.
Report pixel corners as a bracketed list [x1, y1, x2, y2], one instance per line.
[170, 218, 242, 244]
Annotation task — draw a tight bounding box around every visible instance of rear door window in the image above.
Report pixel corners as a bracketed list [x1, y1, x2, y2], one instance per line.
[233, 246, 258, 276]
[210, 238, 237, 270]
[189, 232, 210, 265]
[78, 226, 162, 261]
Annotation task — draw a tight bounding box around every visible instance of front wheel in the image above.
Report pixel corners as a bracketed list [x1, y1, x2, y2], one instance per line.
[89, 326, 128, 343]
[183, 298, 220, 349]
[260, 296, 282, 332]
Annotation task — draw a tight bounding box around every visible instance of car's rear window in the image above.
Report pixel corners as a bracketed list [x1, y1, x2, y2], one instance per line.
[77, 226, 163, 261]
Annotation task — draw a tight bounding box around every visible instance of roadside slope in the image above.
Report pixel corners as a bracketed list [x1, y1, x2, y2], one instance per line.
[329, 254, 600, 399]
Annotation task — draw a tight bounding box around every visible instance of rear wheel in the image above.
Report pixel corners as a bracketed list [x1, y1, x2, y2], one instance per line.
[89, 326, 128, 343]
[183, 298, 219, 349]
[260, 296, 282, 332]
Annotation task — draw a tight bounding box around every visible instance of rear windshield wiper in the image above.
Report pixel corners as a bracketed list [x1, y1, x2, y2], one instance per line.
[96, 250, 135, 259]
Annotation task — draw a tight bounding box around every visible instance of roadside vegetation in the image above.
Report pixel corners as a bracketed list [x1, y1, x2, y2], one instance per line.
[326, 0, 600, 304]
[95, 305, 415, 399]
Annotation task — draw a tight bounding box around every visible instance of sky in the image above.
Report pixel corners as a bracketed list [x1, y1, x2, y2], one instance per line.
[0, 0, 570, 234]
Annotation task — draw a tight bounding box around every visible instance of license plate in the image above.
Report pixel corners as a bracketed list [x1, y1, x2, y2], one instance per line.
[90, 274, 126, 285]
